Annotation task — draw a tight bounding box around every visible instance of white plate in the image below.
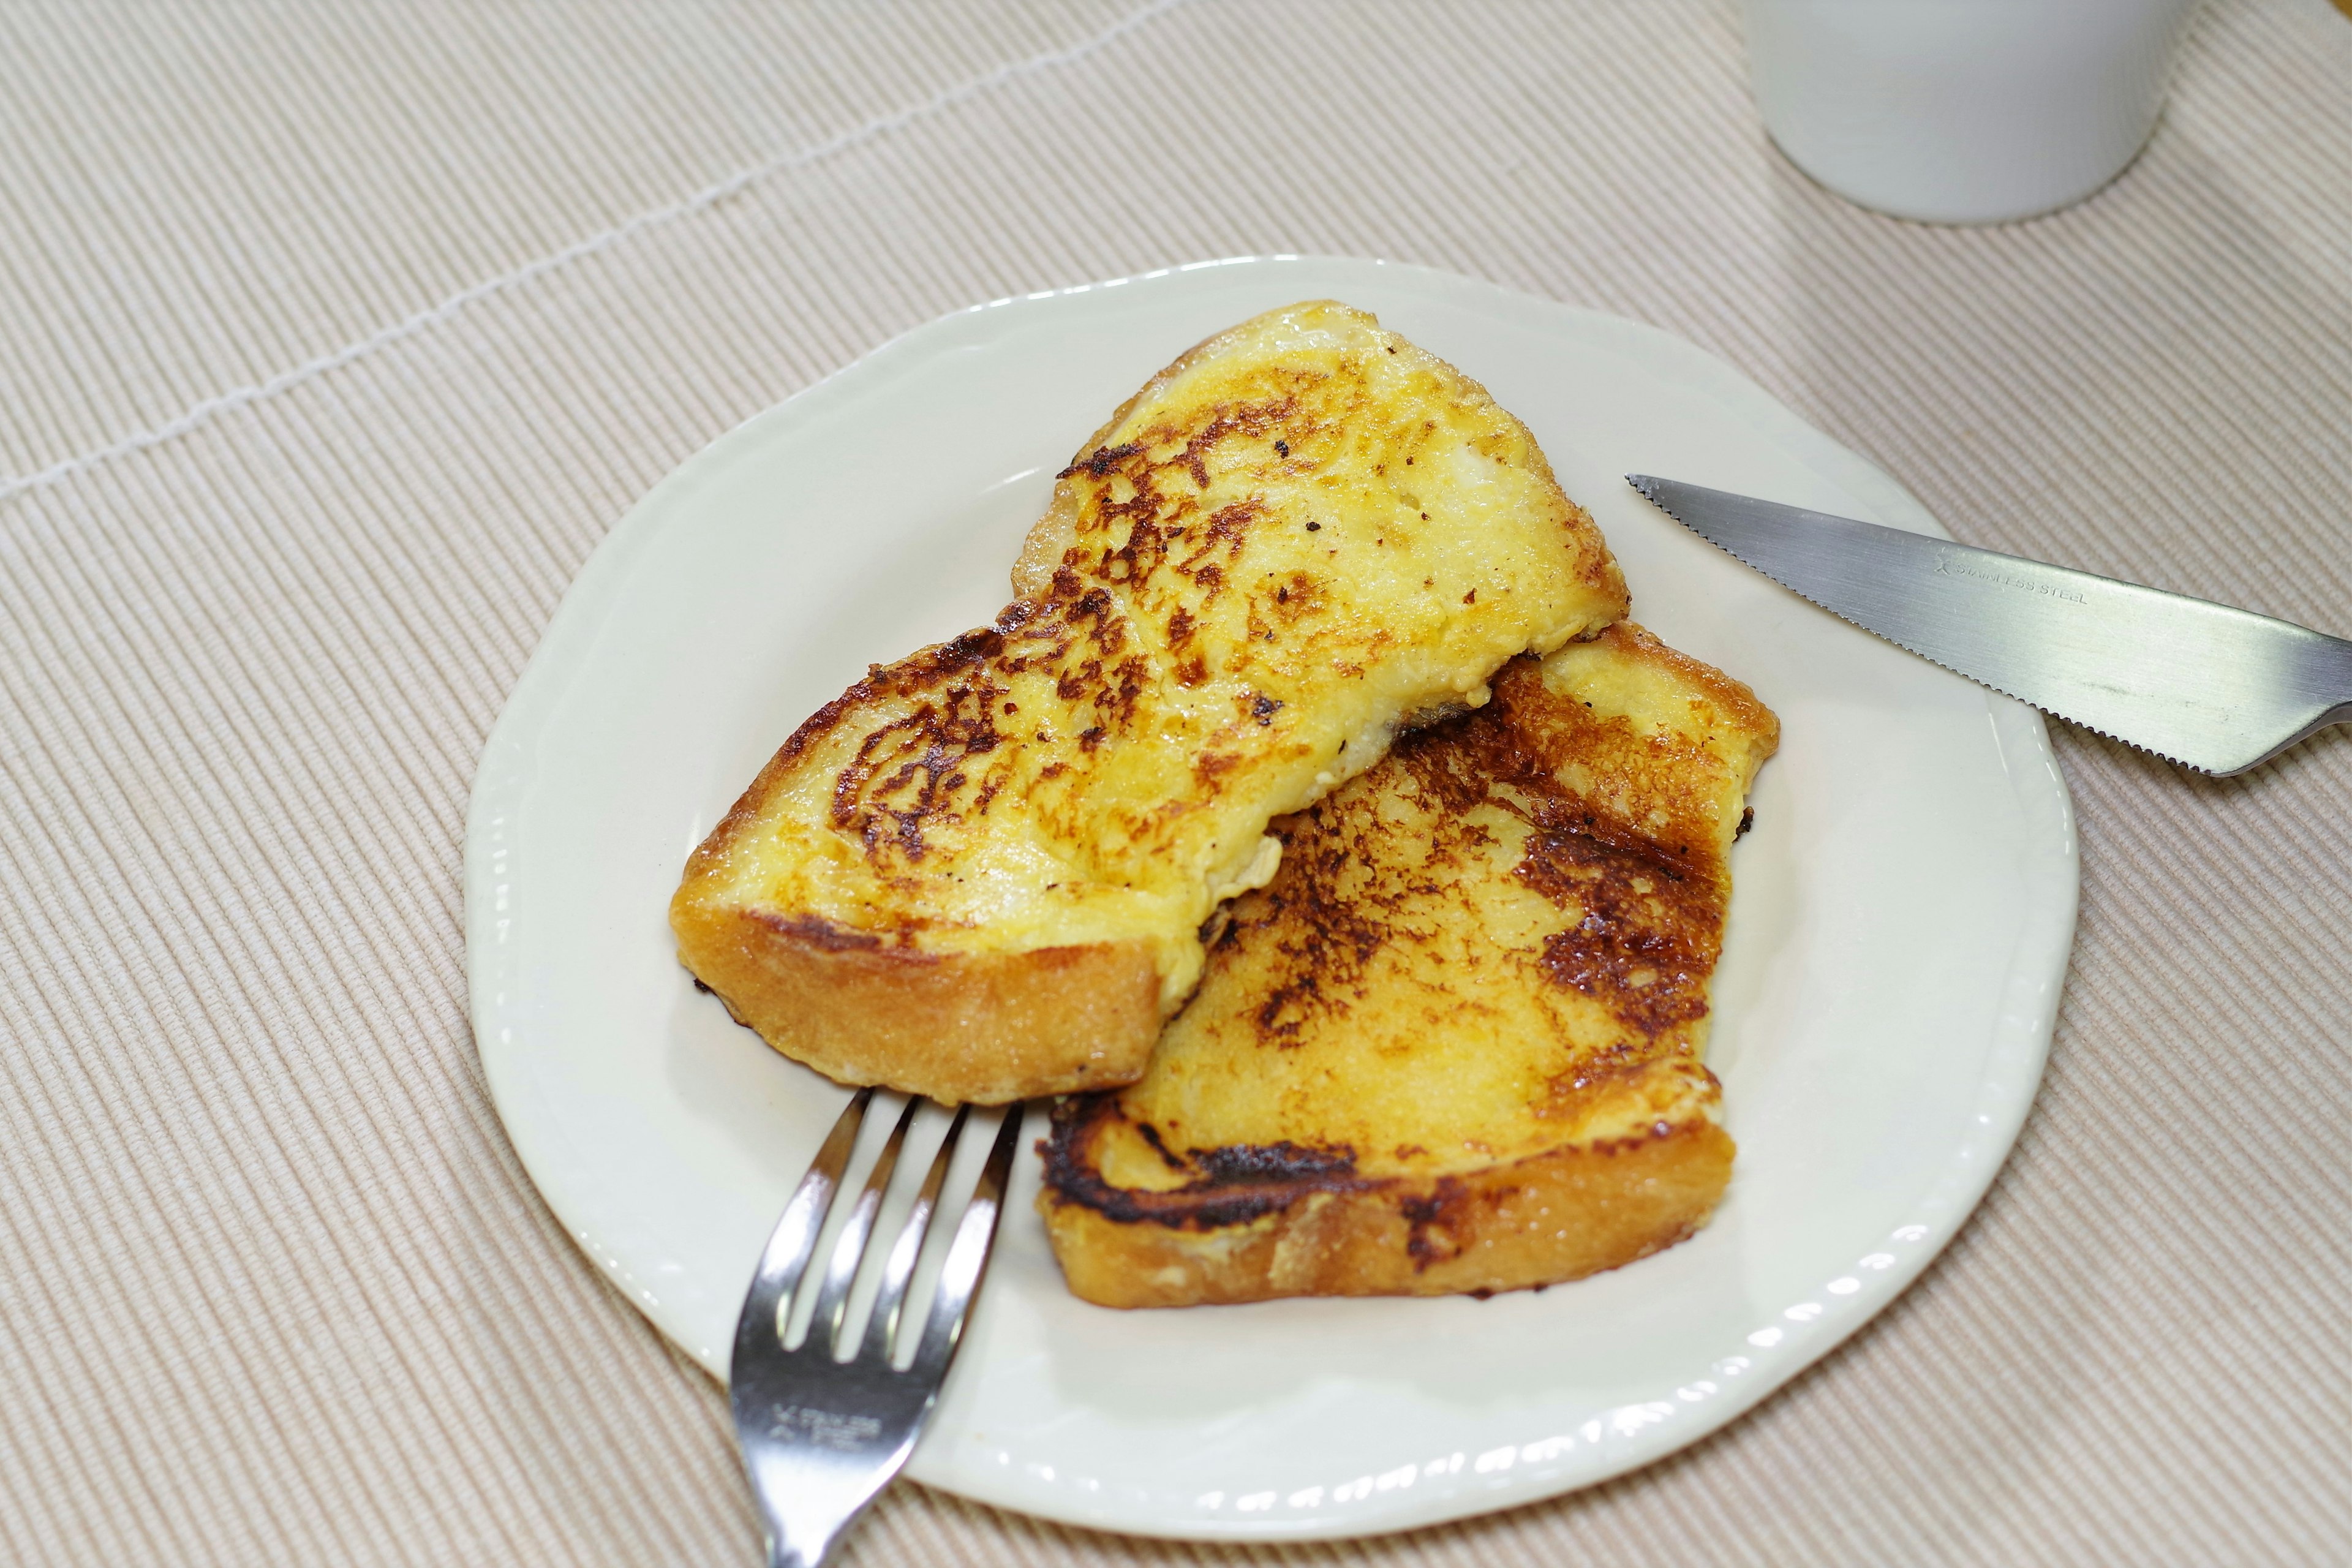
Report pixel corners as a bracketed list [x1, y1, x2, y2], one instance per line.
[466, 256, 2077, 1541]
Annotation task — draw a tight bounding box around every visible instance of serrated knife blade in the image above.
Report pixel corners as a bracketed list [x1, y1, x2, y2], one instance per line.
[1627, 476, 2352, 776]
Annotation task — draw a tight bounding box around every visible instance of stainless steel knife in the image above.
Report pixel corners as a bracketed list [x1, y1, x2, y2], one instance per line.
[1627, 476, 2352, 776]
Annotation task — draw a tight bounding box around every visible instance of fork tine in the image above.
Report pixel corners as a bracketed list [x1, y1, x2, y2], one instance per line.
[731, 1098, 1022, 1568]
[805, 1093, 920, 1358]
[859, 1103, 971, 1363]
[910, 1104, 1023, 1381]
[732, 1087, 870, 1365]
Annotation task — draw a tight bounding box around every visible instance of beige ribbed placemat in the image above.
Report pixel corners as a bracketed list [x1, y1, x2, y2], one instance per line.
[4, 2, 2348, 1564]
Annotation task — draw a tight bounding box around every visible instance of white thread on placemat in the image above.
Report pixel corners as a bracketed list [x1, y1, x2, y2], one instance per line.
[0, 0, 1193, 507]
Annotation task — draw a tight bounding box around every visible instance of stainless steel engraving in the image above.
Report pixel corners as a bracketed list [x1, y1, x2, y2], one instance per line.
[1629, 476, 2352, 775]
[729, 1091, 1023, 1568]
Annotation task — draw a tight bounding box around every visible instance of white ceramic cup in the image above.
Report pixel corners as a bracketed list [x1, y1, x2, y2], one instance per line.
[1743, 0, 2203, 224]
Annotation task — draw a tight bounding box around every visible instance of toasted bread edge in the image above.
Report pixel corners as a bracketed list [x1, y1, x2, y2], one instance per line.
[1037, 1094, 1734, 1308]
[669, 897, 1159, 1104]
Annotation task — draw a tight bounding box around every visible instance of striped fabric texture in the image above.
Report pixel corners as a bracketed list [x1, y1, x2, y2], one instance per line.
[2, 2, 2348, 1564]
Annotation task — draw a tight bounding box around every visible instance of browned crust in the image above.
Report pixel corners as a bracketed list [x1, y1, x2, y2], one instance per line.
[669, 899, 1158, 1104]
[1038, 1094, 1734, 1307]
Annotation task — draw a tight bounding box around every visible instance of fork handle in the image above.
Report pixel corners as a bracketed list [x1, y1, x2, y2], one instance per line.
[745, 1439, 916, 1568]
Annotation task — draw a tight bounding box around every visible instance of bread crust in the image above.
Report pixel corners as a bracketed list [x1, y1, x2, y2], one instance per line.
[1039, 1093, 1735, 1307]
[669, 898, 1159, 1104]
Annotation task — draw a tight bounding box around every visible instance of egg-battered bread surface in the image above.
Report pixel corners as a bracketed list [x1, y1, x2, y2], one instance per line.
[1039, 623, 1778, 1305]
[671, 301, 1628, 1104]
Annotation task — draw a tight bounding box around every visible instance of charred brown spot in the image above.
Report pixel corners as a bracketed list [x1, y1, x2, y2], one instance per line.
[1068, 589, 1122, 652]
[1530, 1049, 1667, 1121]
[1193, 1140, 1356, 1185]
[756, 913, 886, 952]
[1104, 655, 1148, 726]
[829, 676, 1006, 865]
[1225, 811, 1390, 1045]
[1038, 1098, 1373, 1231]
[1134, 1119, 1188, 1172]
[1058, 440, 1145, 480]
[1269, 571, 1324, 624]
[1379, 661, 1730, 1041]
[1156, 399, 1298, 489]
[1200, 499, 1262, 552]
[1520, 825, 1716, 1037]
[1254, 970, 1322, 1039]
[1401, 1177, 1467, 1271]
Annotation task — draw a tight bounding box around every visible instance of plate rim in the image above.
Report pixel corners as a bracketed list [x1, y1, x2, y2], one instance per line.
[466, 254, 2079, 1540]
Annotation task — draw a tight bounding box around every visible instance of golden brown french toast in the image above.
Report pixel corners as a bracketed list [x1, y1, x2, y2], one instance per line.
[1039, 623, 1777, 1305]
[671, 301, 1627, 1104]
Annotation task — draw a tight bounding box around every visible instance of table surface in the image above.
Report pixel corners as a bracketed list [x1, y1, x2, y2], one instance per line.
[4, 4, 2348, 1566]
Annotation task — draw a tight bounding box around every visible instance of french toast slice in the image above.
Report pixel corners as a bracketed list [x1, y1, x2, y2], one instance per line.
[672, 301, 1628, 1104]
[1038, 623, 1778, 1306]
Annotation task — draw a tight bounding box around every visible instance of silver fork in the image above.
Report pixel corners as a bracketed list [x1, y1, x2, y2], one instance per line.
[729, 1091, 1023, 1568]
